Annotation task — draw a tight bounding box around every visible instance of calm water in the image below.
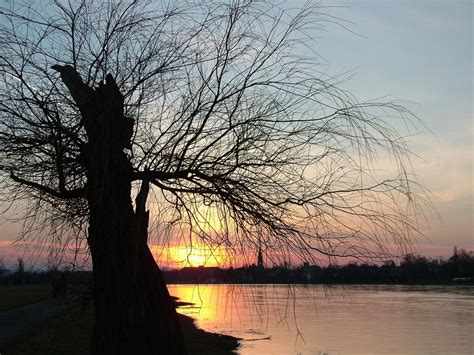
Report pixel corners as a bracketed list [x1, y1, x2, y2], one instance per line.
[168, 284, 474, 354]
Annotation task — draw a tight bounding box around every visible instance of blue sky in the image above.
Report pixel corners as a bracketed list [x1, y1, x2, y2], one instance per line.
[314, 0, 472, 256]
[0, 0, 472, 265]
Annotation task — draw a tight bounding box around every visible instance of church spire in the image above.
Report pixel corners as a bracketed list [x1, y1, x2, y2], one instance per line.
[257, 244, 264, 269]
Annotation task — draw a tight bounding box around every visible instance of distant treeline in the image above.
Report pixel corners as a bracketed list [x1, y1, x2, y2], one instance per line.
[163, 247, 474, 285]
[0, 258, 92, 286]
[1, 247, 473, 285]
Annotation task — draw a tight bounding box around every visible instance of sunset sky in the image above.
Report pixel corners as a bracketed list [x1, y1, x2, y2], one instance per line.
[0, 0, 472, 268]
[315, 0, 473, 258]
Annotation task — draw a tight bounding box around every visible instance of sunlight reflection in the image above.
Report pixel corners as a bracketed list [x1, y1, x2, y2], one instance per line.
[168, 284, 474, 354]
[170, 284, 219, 323]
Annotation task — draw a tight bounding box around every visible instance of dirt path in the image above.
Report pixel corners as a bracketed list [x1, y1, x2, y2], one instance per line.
[0, 296, 75, 345]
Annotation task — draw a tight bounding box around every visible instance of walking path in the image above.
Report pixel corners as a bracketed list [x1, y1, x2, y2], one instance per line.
[0, 297, 75, 344]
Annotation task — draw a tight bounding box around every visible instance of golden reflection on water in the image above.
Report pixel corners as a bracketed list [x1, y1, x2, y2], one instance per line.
[171, 284, 219, 323]
[169, 284, 276, 338]
[168, 284, 474, 355]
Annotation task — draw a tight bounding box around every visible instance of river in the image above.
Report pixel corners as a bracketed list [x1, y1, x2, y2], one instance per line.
[168, 284, 474, 354]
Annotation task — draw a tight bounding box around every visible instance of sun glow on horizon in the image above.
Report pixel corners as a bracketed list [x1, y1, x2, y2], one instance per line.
[151, 244, 229, 268]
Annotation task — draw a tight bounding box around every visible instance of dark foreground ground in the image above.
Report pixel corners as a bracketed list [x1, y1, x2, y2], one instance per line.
[0, 285, 239, 354]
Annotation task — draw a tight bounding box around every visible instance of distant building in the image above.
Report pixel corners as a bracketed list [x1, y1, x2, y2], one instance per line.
[257, 246, 264, 269]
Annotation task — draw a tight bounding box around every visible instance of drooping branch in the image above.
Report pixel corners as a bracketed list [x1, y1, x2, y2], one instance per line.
[10, 172, 85, 199]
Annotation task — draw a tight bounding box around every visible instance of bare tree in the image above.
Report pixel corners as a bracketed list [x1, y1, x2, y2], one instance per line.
[0, 0, 427, 353]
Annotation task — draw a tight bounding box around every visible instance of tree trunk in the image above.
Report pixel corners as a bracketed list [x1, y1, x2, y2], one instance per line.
[54, 66, 187, 354]
[89, 234, 186, 354]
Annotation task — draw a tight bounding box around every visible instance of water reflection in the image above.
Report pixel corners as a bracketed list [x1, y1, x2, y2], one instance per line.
[168, 284, 474, 354]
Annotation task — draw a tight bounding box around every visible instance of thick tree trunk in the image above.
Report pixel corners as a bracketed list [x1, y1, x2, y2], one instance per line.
[89, 231, 186, 354]
[53, 66, 187, 354]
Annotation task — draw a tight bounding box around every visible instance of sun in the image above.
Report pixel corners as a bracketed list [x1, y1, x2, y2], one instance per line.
[166, 245, 226, 267]
[149, 201, 233, 268]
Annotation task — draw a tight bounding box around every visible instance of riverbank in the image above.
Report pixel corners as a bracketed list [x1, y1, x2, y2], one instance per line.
[0, 285, 239, 354]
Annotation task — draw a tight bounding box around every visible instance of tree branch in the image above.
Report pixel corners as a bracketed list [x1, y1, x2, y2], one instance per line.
[10, 172, 85, 199]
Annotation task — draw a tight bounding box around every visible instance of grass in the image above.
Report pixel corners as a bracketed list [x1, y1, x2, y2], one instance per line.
[0, 285, 239, 354]
[0, 285, 53, 312]
[2, 300, 94, 355]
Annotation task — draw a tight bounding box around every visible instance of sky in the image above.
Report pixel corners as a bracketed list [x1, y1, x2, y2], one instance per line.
[311, 0, 473, 258]
[0, 0, 472, 268]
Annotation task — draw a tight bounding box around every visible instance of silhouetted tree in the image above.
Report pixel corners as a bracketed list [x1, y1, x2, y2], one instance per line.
[15, 257, 25, 284]
[0, 0, 427, 353]
[0, 257, 6, 277]
[448, 247, 474, 278]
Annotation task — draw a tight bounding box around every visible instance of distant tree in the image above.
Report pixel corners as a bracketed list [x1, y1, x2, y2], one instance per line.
[0, 1, 427, 353]
[383, 260, 396, 268]
[401, 253, 431, 281]
[450, 246, 460, 263]
[448, 247, 474, 277]
[16, 257, 24, 273]
[0, 257, 6, 276]
[15, 257, 25, 284]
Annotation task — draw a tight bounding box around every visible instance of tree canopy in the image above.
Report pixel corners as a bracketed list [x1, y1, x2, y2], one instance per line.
[1, 0, 427, 266]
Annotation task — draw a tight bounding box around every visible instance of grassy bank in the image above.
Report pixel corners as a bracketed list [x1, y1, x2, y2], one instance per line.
[0, 285, 239, 354]
[0, 285, 53, 312]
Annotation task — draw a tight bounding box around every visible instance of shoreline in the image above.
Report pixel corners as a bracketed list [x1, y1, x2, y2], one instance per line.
[1, 288, 240, 354]
[173, 295, 241, 354]
[179, 312, 240, 354]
